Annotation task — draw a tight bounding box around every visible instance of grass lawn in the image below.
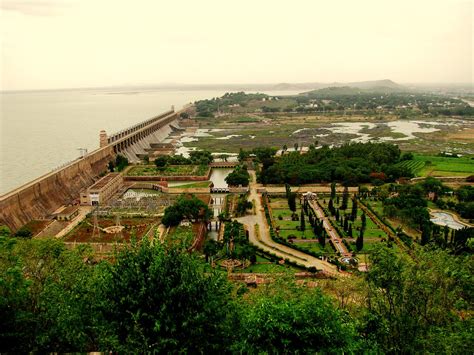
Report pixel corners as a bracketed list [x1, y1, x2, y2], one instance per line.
[127, 165, 209, 177]
[170, 181, 212, 188]
[240, 263, 296, 273]
[414, 154, 474, 177]
[297, 241, 334, 254]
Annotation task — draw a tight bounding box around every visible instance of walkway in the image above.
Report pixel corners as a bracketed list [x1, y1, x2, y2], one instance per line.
[235, 171, 339, 276]
[308, 201, 351, 257]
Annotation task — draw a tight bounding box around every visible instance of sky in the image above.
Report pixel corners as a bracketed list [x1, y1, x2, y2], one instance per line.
[1, 0, 472, 91]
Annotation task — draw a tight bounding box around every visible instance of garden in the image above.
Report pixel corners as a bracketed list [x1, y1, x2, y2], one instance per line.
[268, 196, 334, 255]
[126, 164, 209, 177]
[318, 193, 390, 253]
[64, 216, 158, 243]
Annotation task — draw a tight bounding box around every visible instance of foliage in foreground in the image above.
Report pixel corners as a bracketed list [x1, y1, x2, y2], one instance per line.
[1, 235, 472, 353]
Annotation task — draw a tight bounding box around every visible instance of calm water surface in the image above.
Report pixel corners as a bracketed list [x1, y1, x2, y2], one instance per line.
[0, 88, 245, 194]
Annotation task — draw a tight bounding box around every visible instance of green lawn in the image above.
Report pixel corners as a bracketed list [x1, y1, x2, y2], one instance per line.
[127, 165, 209, 177]
[170, 181, 212, 188]
[414, 154, 474, 177]
[297, 241, 334, 254]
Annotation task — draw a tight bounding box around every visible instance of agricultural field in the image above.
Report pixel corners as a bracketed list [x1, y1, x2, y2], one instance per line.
[414, 154, 474, 177]
[64, 216, 159, 243]
[126, 165, 209, 177]
[187, 112, 474, 155]
[394, 160, 425, 175]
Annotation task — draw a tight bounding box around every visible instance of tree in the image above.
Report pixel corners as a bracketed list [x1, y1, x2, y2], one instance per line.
[225, 166, 250, 187]
[203, 239, 220, 263]
[0, 225, 11, 237]
[115, 154, 129, 171]
[237, 148, 249, 162]
[236, 281, 358, 353]
[98, 241, 236, 353]
[162, 195, 211, 226]
[318, 230, 326, 247]
[351, 199, 358, 221]
[331, 182, 337, 200]
[356, 228, 364, 251]
[361, 212, 367, 231]
[154, 156, 168, 170]
[300, 209, 306, 232]
[107, 160, 115, 172]
[328, 199, 335, 215]
[421, 222, 431, 245]
[189, 150, 213, 165]
[288, 192, 297, 213]
[236, 197, 252, 216]
[0, 237, 99, 352]
[14, 227, 32, 239]
[364, 246, 473, 353]
[341, 186, 349, 210]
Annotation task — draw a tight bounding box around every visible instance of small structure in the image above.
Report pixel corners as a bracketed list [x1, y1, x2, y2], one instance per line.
[55, 206, 79, 221]
[302, 191, 317, 201]
[80, 173, 123, 206]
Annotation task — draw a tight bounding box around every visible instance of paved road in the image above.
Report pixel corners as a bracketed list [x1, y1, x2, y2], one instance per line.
[235, 171, 339, 276]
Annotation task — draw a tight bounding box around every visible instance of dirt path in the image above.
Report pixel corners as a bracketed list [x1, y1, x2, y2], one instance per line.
[235, 171, 339, 276]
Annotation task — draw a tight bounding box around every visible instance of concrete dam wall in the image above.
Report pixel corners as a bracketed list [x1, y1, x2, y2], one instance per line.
[0, 146, 114, 231]
[0, 109, 183, 231]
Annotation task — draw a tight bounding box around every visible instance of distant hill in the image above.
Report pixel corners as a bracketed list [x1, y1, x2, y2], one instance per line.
[345, 79, 405, 90]
[271, 79, 407, 94]
[300, 81, 408, 96]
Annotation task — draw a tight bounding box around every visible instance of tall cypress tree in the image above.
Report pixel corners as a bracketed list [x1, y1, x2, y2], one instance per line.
[341, 186, 349, 210]
[356, 228, 364, 251]
[351, 199, 358, 221]
[300, 209, 306, 232]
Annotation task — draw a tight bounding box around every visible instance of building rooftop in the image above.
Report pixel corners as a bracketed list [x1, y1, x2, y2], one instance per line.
[89, 173, 121, 191]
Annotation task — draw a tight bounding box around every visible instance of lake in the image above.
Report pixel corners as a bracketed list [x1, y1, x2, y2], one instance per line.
[0, 88, 294, 194]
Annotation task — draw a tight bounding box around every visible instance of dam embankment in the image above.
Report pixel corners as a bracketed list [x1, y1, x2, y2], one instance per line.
[0, 146, 114, 231]
[1, 109, 184, 231]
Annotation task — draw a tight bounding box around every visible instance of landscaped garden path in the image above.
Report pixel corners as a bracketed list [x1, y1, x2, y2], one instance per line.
[308, 200, 351, 257]
[236, 171, 339, 276]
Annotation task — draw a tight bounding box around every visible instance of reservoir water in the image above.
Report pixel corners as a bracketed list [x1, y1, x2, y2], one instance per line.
[0, 88, 295, 194]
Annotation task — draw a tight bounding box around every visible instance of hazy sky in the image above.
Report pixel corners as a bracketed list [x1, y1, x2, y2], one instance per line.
[1, 0, 472, 90]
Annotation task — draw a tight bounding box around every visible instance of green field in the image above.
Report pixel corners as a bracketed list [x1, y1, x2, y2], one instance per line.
[170, 181, 212, 188]
[127, 165, 209, 177]
[394, 160, 425, 174]
[413, 155, 474, 177]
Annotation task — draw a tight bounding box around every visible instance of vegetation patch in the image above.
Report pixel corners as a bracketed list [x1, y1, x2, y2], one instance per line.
[127, 164, 209, 177]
